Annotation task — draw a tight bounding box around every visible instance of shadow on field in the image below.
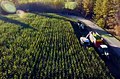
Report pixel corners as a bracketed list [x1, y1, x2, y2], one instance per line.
[70, 21, 120, 79]
[17, 2, 80, 16]
[35, 13, 71, 21]
[96, 48, 120, 79]
[17, 2, 65, 14]
[88, 26, 120, 78]
[70, 21, 89, 40]
[88, 28, 120, 78]
[17, 2, 57, 13]
[69, 21, 81, 39]
[0, 16, 37, 31]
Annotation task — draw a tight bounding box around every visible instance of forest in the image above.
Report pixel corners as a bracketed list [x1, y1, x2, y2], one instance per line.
[76, 0, 120, 39]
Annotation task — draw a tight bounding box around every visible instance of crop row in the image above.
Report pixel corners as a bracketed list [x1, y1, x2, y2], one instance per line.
[0, 13, 114, 79]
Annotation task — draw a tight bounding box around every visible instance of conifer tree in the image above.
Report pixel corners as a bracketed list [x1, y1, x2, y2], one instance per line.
[94, 0, 110, 28]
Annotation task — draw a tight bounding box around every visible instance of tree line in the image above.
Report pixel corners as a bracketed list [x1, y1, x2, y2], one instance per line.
[76, 0, 120, 29]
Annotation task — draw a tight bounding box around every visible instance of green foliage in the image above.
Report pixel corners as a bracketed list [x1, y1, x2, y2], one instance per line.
[94, 0, 110, 28]
[53, 0, 64, 9]
[65, 2, 77, 10]
[76, 0, 119, 29]
[94, 0, 103, 19]
[82, 0, 95, 16]
[0, 13, 114, 78]
[96, 18, 105, 28]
